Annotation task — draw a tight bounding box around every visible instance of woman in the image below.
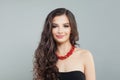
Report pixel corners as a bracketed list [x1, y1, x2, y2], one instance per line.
[33, 8, 96, 80]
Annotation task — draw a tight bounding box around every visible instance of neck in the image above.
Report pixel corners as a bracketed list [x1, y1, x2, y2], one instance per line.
[56, 41, 73, 56]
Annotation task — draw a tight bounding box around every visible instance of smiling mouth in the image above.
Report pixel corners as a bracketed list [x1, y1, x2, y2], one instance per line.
[56, 35, 64, 39]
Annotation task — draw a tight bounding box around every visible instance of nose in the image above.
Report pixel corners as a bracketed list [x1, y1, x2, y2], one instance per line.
[57, 27, 63, 34]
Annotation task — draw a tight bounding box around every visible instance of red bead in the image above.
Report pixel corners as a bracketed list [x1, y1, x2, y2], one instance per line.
[56, 46, 75, 60]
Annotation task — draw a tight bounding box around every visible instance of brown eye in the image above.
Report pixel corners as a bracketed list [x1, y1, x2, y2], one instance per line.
[64, 25, 69, 28]
[52, 25, 57, 28]
[52, 23, 58, 28]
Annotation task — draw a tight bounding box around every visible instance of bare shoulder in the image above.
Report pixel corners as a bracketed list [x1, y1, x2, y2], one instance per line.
[75, 48, 94, 61]
[75, 48, 96, 80]
[75, 48, 92, 55]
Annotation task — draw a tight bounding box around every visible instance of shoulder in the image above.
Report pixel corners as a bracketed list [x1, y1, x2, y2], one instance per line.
[74, 48, 96, 80]
[75, 48, 94, 63]
[75, 48, 93, 56]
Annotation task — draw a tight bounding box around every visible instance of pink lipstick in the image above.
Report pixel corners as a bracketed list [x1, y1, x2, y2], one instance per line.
[56, 35, 64, 39]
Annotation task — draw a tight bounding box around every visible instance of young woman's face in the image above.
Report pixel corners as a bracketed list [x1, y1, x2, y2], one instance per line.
[52, 15, 71, 44]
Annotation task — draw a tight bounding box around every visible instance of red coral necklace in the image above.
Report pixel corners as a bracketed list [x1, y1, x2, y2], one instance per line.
[56, 46, 75, 60]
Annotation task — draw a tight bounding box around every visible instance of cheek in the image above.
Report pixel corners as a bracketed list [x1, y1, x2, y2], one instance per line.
[66, 28, 71, 34]
[52, 28, 56, 35]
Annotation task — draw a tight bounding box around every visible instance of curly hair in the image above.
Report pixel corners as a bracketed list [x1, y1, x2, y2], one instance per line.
[33, 8, 79, 80]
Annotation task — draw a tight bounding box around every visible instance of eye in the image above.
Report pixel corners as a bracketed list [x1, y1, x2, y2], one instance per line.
[52, 23, 58, 28]
[52, 25, 57, 28]
[64, 25, 69, 28]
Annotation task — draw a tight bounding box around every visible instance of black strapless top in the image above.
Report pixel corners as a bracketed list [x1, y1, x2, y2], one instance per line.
[58, 71, 85, 80]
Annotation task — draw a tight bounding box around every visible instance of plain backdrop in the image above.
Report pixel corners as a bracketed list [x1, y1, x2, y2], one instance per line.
[0, 0, 120, 80]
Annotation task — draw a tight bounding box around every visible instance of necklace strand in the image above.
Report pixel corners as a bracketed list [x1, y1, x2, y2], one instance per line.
[56, 46, 75, 60]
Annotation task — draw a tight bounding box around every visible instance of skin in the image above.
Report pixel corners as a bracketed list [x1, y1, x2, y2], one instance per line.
[52, 15, 96, 80]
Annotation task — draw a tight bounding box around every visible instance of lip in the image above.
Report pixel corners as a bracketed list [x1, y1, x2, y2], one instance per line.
[56, 35, 64, 39]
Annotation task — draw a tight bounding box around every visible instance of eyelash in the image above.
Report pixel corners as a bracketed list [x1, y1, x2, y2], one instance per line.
[64, 25, 69, 28]
[52, 25, 69, 28]
[52, 25, 57, 28]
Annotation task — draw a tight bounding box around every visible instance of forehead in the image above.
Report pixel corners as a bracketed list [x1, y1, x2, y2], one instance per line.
[52, 15, 69, 24]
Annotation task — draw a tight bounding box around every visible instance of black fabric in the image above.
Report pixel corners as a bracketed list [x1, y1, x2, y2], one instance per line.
[58, 71, 85, 80]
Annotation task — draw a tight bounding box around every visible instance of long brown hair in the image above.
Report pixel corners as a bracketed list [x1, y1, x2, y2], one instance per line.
[33, 8, 79, 80]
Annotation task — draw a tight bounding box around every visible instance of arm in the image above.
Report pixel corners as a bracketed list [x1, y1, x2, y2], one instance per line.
[83, 50, 96, 80]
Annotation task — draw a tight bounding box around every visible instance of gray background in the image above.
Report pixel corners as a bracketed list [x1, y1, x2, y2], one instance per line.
[0, 0, 120, 80]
